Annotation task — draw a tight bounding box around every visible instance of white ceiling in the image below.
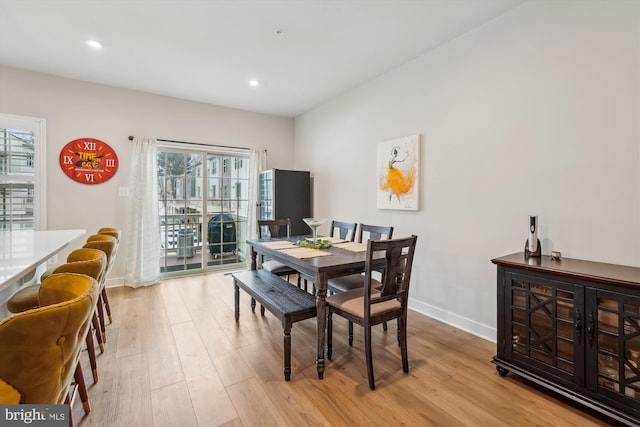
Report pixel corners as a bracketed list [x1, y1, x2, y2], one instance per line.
[0, 0, 525, 118]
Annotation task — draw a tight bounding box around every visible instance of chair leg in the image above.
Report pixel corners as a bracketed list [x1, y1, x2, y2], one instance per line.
[234, 284, 240, 321]
[96, 294, 107, 342]
[260, 305, 265, 316]
[364, 323, 375, 390]
[92, 312, 104, 353]
[327, 309, 333, 360]
[85, 331, 98, 383]
[250, 297, 256, 313]
[101, 288, 113, 323]
[64, 394, 72, 427]
[74, 362, 91, 415]
[400, 316, 409, 373]
[382, 321, 388, 332]
[348, 321, 354, 346]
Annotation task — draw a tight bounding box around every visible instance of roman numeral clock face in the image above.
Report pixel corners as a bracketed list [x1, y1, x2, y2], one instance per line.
[59, 138, 119, 184]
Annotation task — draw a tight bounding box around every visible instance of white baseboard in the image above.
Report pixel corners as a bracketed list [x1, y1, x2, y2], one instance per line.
[105, 276, 125, 288]
[408, 297, 497, 343]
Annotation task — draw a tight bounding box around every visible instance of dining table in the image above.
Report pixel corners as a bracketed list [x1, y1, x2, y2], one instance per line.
[247, 236, 387, 379]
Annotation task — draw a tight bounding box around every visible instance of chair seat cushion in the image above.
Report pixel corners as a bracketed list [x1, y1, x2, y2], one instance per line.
[39, 266, 56, 283]
[328, 274, 384, 294]
[0, 378, 22, 404]
[326, 287, 400, 318]
[328, 273, 365, 293]
[262, 260, 296, 276]
[6, 284, 40, 313]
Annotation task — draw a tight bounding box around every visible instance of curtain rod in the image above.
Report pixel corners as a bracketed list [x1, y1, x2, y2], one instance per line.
[127, 136, 251, 152]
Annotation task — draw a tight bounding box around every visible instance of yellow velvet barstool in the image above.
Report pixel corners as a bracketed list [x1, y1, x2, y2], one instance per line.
[96, 227, 120, 323]
[97, 227, 121, 246]
[83, 234, 117, 341]
[51, 249, 107, 383]
[0, 273, 98, 419]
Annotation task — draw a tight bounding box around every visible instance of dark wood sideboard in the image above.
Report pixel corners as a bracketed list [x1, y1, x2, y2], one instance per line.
[492, 252, 640, 426]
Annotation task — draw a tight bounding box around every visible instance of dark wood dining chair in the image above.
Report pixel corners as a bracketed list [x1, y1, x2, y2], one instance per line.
[328, 223, 394, 337]
[327, 224, 394, 294]
[329, 220, 357, 242]
[326, 235, 417, 390]
[257, 219, 301, 285]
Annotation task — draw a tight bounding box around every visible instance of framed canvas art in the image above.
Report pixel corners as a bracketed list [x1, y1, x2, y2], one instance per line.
[376, 134, 419, 210]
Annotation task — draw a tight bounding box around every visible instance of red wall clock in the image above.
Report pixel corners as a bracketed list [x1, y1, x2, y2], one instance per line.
[59, 138, 119, 184]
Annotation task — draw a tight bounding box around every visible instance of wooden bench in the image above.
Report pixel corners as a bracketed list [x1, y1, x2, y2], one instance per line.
[232, 269, 317, 381]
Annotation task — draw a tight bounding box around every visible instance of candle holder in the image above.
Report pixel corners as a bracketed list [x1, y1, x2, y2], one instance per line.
[303, 218, 327, 243]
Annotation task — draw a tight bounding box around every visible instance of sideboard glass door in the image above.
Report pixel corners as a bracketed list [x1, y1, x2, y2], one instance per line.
[595, 290, 640, 408]
[507, 272, 585, 385]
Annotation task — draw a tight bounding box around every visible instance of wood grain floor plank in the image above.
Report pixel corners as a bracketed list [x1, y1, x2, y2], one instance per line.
[151, 381, 198, 427]
[160, 280, 192, 324]
[226, 377, 288, 427]
[171, 319, 238, 426]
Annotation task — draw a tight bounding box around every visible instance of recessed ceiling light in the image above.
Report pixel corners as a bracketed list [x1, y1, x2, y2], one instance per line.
[248, 79, 260, 88]
[86, 40, 103, 50]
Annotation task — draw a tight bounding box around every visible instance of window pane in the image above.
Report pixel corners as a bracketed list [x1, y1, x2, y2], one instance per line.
[0, 126, 37, 230]
[0, 182, 35, 230]
[0, 128, 35, 176]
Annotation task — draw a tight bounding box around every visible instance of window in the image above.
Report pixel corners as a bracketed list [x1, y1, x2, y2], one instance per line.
[157, 143, 249, 277]
[0, 114, 46, 231]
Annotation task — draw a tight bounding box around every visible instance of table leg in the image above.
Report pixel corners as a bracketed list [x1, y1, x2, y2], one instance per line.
[249, 247, 258, 311]
[315, 272, 327, 379]
[250, 247, 257, 270]
[234, 283, 240, 322]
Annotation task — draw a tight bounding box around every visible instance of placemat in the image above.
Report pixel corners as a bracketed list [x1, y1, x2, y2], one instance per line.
[277, 247, 333, 259]
[333, 242, 368, 252]
[259, 240, 297, 249]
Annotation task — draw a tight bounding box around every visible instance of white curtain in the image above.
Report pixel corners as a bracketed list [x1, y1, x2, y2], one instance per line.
[125, 137, 161, 287]
[246, 148, 267, 268]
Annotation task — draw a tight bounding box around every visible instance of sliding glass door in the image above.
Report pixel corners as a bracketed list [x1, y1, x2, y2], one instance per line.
[158, 146, 248, 276]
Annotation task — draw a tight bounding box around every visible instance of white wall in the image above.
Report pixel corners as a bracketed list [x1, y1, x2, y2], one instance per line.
[0, 66, 295, 284]
[294, 1, 640, 341]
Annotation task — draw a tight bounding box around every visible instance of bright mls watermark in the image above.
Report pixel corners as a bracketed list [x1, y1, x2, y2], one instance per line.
[1, 405, 67, 426]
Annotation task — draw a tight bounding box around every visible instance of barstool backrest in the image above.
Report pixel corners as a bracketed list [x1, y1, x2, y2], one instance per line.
[97, 227, 121, 243]
[0, 273, 97, 404]
[55, 248, 107, 286]
[84, 235, 117, 276]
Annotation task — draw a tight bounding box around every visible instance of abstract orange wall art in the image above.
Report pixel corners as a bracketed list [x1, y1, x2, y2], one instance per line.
[376, 134, 420, 210]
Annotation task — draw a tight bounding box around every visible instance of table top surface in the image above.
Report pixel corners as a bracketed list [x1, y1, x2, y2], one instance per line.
[492, 252, 640, 288]
[247, 237, 383, 278]
[0, 229, 86, 289]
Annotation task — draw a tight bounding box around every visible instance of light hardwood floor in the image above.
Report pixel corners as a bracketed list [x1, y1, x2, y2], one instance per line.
[72, 272, 617, 426]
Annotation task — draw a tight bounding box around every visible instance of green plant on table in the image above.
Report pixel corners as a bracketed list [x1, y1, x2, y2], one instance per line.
[295, 239, 332, 249]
